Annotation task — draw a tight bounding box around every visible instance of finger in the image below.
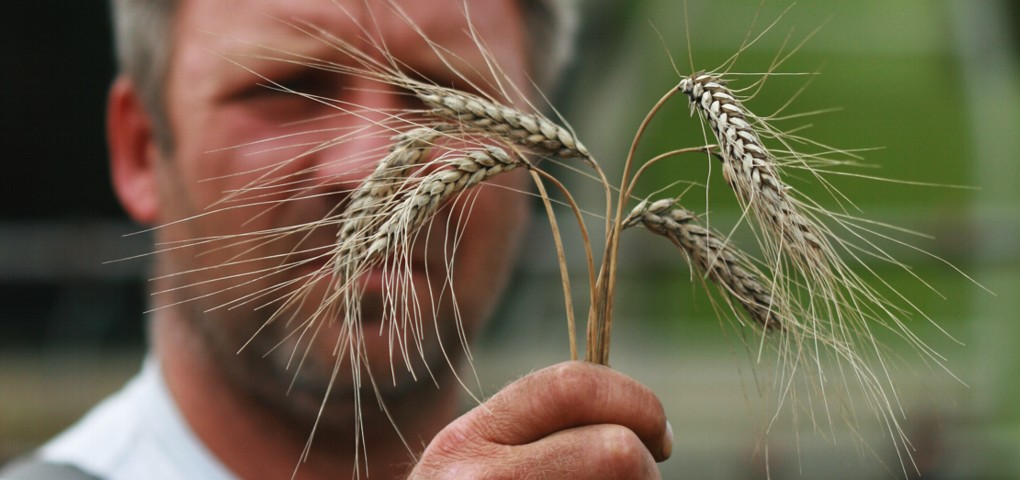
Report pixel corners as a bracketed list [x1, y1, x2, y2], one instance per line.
[511, 423, 662, 480]
[464, 361, 672, 461]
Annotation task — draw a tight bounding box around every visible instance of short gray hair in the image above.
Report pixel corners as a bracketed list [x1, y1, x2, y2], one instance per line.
[109, 0, 579, 154]
[110, 0, 176, 154]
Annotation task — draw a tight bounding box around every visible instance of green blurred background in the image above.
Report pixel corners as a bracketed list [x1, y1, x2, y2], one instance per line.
[3, 1, 1018, 478]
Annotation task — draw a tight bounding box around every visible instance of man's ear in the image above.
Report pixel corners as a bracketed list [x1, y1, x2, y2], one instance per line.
[108, 75, 162, 224]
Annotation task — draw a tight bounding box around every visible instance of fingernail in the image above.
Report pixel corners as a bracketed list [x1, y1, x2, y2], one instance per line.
[662, 420, 674, 460]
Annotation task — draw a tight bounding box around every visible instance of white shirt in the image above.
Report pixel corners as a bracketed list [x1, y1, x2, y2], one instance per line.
[38, 358, 236, 480]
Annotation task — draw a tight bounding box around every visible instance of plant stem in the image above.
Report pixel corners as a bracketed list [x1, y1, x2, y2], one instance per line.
[586, 86, 680, 365]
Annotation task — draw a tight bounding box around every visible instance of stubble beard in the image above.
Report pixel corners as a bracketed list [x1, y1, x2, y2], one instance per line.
[169, 256, 468, 436]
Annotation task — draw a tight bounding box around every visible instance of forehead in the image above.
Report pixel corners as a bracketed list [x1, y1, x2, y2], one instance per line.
[172, 0, 528, 79]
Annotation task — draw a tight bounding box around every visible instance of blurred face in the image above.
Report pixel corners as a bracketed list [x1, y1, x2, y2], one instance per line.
[152, 0, 531, 422]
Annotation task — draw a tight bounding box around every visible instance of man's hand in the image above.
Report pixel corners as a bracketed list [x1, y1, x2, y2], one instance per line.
[410, 361, 673, 479]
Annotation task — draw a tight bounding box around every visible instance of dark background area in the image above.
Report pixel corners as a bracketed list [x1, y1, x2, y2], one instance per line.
[2, 1, 120, 220]
[1, 1, 145, 351]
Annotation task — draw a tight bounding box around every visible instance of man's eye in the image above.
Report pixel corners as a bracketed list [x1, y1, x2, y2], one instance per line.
[275, 73, 333, 97]
[235, 72, 336, 102]
[228, 84, 298, 104]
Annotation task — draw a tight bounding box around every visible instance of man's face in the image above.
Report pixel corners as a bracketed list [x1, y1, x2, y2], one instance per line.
[152, 0, 531, 420]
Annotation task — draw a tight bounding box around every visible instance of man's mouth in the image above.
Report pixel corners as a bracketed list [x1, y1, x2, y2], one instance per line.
[289, 247, 438, 314]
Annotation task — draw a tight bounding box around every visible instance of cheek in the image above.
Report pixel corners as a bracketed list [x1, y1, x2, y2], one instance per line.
[172, 115, 322, 217]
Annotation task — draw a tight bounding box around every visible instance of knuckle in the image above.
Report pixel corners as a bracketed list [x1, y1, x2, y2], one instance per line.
[547, 360, 594, 382]
[544, 361, 601, 397]
[593, 425, 659, 479]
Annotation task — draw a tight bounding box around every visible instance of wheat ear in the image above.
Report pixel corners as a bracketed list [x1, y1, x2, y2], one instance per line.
[361, 145, 523, 262]
[322, 144, 525, 392]
[334, 127, 443, 260]
[624, 198, 782, 331]
[416, 88, 589, 159]
[678, 73, 827, 265]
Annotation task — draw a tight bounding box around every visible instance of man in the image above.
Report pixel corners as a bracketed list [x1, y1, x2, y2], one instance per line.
[4, 0, 671, 478]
